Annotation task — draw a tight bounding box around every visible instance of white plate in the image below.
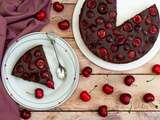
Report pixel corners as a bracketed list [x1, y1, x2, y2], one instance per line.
[1, 32, 80, 110]
[72, 0, 160, 71]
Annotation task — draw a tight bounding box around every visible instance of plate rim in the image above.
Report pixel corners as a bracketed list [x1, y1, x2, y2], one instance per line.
[1, 32, 80, 110]
[72, 0, 160, 71]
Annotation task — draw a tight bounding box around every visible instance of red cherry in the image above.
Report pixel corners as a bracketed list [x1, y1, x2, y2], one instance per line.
[152, 64, 160, 74]
[16, 65, 24, 73]
[133, 15, 142, 24]
[20, 109, 31, 119]
[58, 20, 70, 30]
[95, 17, 104, 24]
[40, 70, 49, 79]
[36, 10, 46, 21]
[109, 11, 117, 19]
[22, 53, 32, 63]
[102, 84, 114, 95]
[124, 75, 135, 86]
[128, 51, 136, 59]
[98, 47, 108, 59]
[35, 88, 44, 99]
[111, 44, 118, 52]
[149, 5, 158, 16]
[82, 66, 92, 77]
[143, 93, 155, 103]
[53, 2, 64, 12]
[87, 10, 95, 18]
[47, 80, 54, 89]
[97, 3, 108, 14]
[98, 105, 108, 117]
[149, 25, 158, 34]
[120, 93, 132, 105]
[116, 35, 126, 45]
[145, 16, 152, 24]
[97, 29, 106, 39]
[123, 22, 133, 32]
[105, 22, 113, 29]
[132, 37, 142, 47]
[87, 0, 96, 9]
[34, 50, 42, 57]
[80, 91, 91, 102]
[36, 59, 45, 69]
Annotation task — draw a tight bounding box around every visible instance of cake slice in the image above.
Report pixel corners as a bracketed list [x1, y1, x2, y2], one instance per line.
[12, 45, 54, 89]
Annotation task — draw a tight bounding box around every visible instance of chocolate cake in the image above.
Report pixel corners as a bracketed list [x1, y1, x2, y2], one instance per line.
[79, 0, 160, 63]
[12, 45, 54, 89]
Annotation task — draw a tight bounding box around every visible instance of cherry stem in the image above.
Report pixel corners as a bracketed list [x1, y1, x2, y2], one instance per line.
[89, 85, 98, 94]
[128, 103, 132, 114]
[146, 76, 156, 83]
[50, 16, 64, 23]
[151, 103, 158, 109]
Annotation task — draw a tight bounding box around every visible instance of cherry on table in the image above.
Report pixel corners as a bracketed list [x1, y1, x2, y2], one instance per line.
[80, 91, 91, 102]
[20, 109, 31, 119]
[82, 66, 92, 77]
[98, 105, 108, 117]
[58, 19, 70, 30]
[36, 10, 46, 21]
[102, 84, 114, 95]
[120, 93, 132, 105]
[143, 93, 155, 103]
[152, 64, 160, 74]
[124, 75, 135, 86]
[53, 2, 64, 12]
[35, 88, 44, 99]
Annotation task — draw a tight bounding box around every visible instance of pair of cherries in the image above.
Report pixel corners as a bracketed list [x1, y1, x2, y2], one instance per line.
[36, 2, 70, 30]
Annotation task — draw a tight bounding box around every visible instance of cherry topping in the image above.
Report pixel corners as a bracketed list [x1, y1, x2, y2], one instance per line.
[35, 88, 44, 99]
[53, 2, 64, 12]
[109, 11, 117, 19]
[95, 17, 104, 24]
[102, 84, 114, 95]
[133, 15, 142, 24]
[149, 5, 158, 16]
[116, 35, 126, 45]
[124, 75, 135, 86]
[132, 37, 142, 47]
[128, 51, 136, 59]
[116, 54, 125, 60]
[20, 109, 31, 119]
[98, 105, 108, 117]
[82, 66, 92, 77]
[123, 22, 133, 32]
[58, 20, 70, 30]
[47, 80, 54, 89]
[120, 93, 132, 105]
[36, 59, 45, 69]
[87, 10, 95, 18]
[34, 50, 41, 57]
[22, 53, 32, 63]
[97, 29, 106, 39]
[152, 64, 160, 74]
[87, 0, 96, 9]
[97, 3, 108, 14]
[149, 25, 158, 34]
[40, 70, 49, 79]
[145, 16, 152, 24]
[98, 47, 108, 59]
[143, 93, 155, 103]
[36, 10, 46, 21]
[16, 65, 24, 73]
[80, 91, 91, 102]
[111, 44, 118, 52]
[105, 22, 113, 29]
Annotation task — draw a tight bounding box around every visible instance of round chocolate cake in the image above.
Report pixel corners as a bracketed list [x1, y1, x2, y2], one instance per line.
[79, 0, 160, 63]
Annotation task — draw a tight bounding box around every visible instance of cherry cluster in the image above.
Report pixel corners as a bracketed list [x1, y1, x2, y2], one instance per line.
[80, 64, 160, 117]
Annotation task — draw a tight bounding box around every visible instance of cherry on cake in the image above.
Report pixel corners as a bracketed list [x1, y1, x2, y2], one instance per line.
[79, 0, 160, 63]
[12, 45, 54, 89]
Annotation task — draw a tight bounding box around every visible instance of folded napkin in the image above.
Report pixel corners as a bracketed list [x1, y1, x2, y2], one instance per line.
[0, 0, 51, 119]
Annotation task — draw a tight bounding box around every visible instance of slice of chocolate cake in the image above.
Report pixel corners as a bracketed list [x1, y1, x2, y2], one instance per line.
[12, 45, 54, 89]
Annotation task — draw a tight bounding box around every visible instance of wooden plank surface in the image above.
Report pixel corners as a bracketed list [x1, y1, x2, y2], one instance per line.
[30, 112, 160, 120]
[31, 0, 160, 120]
